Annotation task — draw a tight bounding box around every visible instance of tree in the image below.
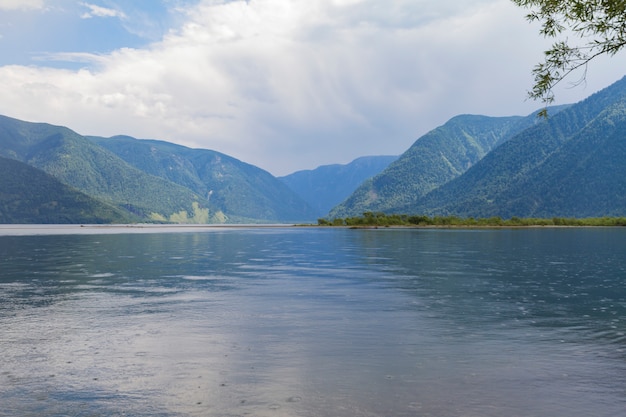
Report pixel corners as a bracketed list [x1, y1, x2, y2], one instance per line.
[513, 0, 626, 115]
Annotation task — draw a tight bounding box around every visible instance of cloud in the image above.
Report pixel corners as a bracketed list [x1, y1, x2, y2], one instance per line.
[0, 0, 625, 176]
[0, 0, 45, 10]
[80, 2, 126, 19]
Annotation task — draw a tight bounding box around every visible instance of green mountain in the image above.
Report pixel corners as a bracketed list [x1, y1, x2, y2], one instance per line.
[0, 156, 133, 224]
[5, 74, 625, 224]
[330, 112, 544, 217]
[88, 135, 316, 222]
[413, 76, 626, 218]
[0, 115, 316, 223]
[279, 155, 398, 218]
[0, 115, 217, 222]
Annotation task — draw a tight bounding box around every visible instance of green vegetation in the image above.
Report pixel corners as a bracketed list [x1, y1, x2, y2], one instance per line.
[513, 0, 626, 112]
[4, 71, 626, 225]
[319, 212, 626, 227]
[0, 156, 134, 224]
[410, 76, 626, 219]
[90, 136, 317, 222]
[279, 155, 398, 218]
[330, 76, 626, 220]
[0, 116, 210, 221]
[1, 115, 315, 223]
[26, 133, 208, 219]
[329, 114, 539, 218]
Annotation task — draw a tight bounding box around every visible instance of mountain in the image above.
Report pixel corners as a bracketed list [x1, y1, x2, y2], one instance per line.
[88, 135, 317, 222]
[330, 112, 544, 217]
[0, 115, 316, 223]
[0, 115, 211, 222]
[5, 74, 625, 224]
[412, 76, 626, 218]
[279, 155, 398, 217]
[0, 156, 133, 224]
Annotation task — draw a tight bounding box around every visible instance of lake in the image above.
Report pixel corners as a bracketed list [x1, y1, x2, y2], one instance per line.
[1, 226, 625, 417]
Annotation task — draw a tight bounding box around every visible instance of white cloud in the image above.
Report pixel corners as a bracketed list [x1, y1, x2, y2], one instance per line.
[0, 0, 45, 10]
[0, 0, 625, 175]
[80, 2, 126, 19]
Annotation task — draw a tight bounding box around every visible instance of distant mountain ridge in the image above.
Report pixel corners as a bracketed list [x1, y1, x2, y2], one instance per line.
[0, 156, 132, 224]
[0, 115, 212, 221]
[331, 76, 626, 219]
[330, 112, 546, 217]
[412, 76, 626, 218]
[3, 75, 626, 224]
[0, 116, 315, 223]
[279, 155, 398, 218]
[89, 135, 316, 222]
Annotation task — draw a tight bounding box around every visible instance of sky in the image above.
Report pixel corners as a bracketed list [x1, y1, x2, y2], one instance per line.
[1, 0, 625, 176]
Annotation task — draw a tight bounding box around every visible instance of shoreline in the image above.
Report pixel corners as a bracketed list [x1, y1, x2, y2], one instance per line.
[0, 223, 299, 236]
[0, 222, 623, 236]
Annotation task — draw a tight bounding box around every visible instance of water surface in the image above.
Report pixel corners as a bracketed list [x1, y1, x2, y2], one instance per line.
[1, 227, 625, 416]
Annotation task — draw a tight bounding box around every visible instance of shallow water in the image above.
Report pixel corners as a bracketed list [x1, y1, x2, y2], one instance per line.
[1, 227, 625, 416]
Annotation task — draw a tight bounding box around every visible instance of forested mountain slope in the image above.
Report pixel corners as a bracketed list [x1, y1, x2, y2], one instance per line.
[279, 155, 397, 217]
[0, 115, 318, 223]
[0, 115, 211, 221]
[413, 76, 626, 218]
[0, 156, 133, 223]
[4, 75, 626, 223]
[330, 112, 544, 217]
[89, 136, 316, 222]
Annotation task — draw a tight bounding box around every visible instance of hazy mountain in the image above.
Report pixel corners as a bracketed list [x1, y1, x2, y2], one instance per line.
[88, 135, 317, 222]
[4, 75, 625, 224]
[279, 155, 398, 217]
[0, 115, 317, 223]
[0, 115, 211, 221]
[330, 112, 545, 217]
[0, 156, 133, 224]
[412, 76, 626, 218]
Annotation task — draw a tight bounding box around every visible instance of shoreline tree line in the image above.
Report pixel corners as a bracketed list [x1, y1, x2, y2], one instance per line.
[318, 212, 626, 227]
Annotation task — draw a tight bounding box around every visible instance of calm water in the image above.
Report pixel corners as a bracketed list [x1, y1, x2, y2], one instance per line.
[1, 226, 625, 417]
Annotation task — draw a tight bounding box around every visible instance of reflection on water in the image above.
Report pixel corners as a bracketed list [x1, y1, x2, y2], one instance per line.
[1, 227, 625, 416]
